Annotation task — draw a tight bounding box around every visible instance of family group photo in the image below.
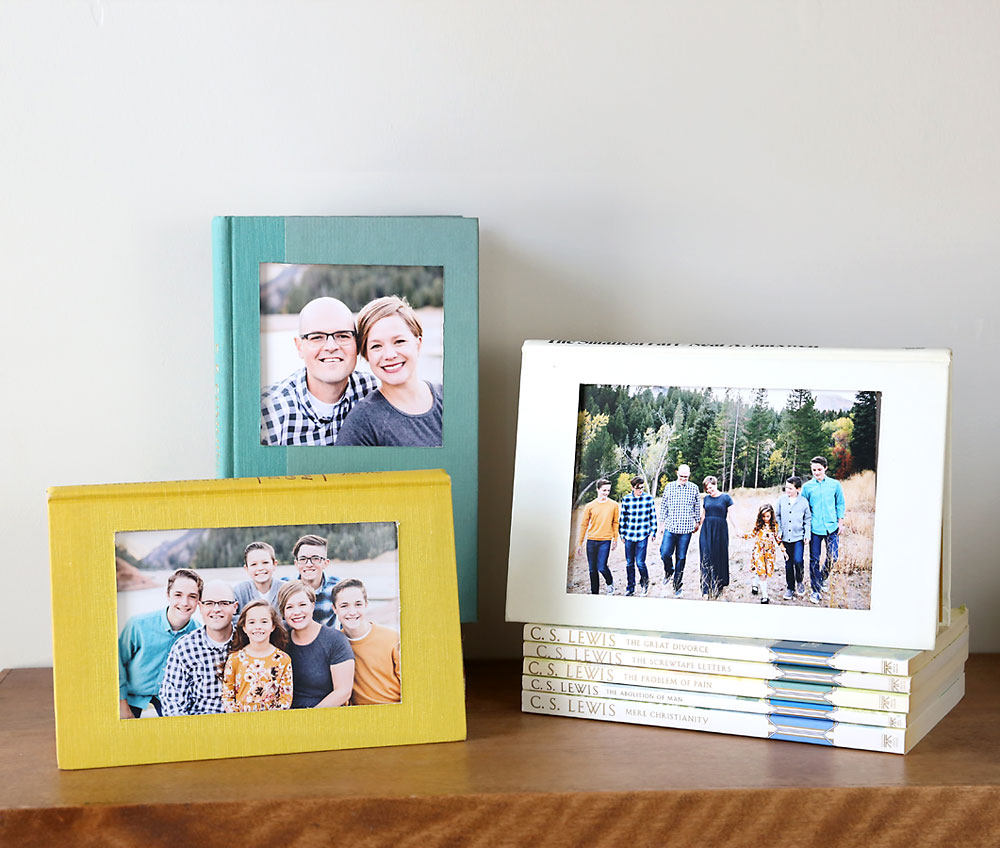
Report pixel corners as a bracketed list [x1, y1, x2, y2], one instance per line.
[116, 521, 401, 720]
[259, 262, 444, 447]
[568, 383, 881, 610]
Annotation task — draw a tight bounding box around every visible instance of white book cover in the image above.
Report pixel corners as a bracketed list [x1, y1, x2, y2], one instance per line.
[521, 674, 965, 754]
[507, 341, 951, 650]
[523, 629, 968, 694]
[523, 638, 967, 714]
[521, 674, 913, 728]
[523, 608, 968, 676]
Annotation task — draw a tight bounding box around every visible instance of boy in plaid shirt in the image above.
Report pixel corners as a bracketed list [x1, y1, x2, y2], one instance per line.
[285, 534, 340, 627]
[619, 476, 658, 596]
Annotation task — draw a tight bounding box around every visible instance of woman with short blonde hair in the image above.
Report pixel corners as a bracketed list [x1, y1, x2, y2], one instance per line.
[337, 295, 443, 447]
[278, 580, 355, 709]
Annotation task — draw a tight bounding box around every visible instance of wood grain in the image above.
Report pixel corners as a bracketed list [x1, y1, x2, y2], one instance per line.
[1, 656, 998, 846]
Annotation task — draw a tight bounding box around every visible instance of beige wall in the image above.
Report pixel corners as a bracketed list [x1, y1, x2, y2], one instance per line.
[2, 1, 997, 666]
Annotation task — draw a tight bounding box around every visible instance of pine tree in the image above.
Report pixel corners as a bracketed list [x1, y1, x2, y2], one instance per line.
[608, 406, 627, 447]
[672, 400, 685, 431]
[851, 391, 879, 471]
[779, 390, 828, 476]
[727, 395, 744, 491]
[743, 389, 772, 488]
[578, 428, 619, 504]
[701, 414, 727, 486]
[686, 406, 715, 484]
[626, 389, 655, 446]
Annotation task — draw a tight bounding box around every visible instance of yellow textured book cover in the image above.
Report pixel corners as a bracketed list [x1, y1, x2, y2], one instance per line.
[48, 470, 465, 769]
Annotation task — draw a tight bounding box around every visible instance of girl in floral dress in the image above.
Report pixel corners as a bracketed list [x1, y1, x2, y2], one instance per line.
[222, 599, 294, 711]
[742, 504, 787, 605]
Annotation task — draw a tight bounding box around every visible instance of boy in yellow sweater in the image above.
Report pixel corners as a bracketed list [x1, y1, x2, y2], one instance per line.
[332, 578, 401, 705]
[575, 478, 620, 595]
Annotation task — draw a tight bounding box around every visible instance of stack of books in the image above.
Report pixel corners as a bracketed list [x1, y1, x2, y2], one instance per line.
[521, 608, 968, 754]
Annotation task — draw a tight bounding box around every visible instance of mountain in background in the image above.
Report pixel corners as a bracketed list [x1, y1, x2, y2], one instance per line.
[140, 529, 207, 571]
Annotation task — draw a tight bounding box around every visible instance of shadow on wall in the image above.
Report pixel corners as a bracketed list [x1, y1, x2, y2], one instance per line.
[465, 227, 694, 659]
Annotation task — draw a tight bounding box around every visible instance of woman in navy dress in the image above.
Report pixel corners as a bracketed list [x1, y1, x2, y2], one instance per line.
[699, 476, 737, 599]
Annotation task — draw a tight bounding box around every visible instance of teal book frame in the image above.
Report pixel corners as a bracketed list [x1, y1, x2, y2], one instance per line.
[213, 216, 478, 620]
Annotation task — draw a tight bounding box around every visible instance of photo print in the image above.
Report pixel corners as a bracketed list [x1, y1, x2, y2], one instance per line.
[259, 263, 444, 447]
[569, 384, 881, 610]
[116, 521, 401, 719]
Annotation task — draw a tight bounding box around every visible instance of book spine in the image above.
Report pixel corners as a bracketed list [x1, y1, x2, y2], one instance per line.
[523, 641, 910, 693]
[524, 655, 770, 696]
[521, 691, 907, 754]
[522, 658, 911, 712]
[788, 666, 910, 694]
[532, 341, 950, 362]
[524, 623, 770, 664]
[775, 645, 904, 675]
[212, 216, 234, 479]
[522, 675, 908, 728]
[523, 640, 773, 679]
[523, 622, 926, 676]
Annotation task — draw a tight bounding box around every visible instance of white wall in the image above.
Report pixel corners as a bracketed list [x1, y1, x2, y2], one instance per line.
[2, 1, 997, 667]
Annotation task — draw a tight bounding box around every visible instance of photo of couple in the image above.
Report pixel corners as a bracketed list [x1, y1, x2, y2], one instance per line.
[568, 384, 880, 610]
[116, 522, 401, 720]
[259, 263, 444, 448]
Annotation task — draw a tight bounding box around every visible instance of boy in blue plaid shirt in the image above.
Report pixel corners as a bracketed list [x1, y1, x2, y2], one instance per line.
[284, 534, 340, 627]
[619, 476, 658, 596]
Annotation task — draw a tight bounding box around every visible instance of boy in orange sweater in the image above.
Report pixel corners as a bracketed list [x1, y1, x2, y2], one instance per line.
[575, 478, 620, 595]
[332, 578, 401, 705]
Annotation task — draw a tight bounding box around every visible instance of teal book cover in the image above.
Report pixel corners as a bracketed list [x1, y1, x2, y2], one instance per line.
[213, 216, 478, 620]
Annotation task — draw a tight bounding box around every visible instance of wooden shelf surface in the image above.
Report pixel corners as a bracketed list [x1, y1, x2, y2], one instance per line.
[2, 656, 999, 847]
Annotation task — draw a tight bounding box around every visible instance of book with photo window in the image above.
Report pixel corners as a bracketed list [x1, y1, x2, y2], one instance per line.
[213, 215, 479, 621]
[506, 340, 952, 649]
[48, 469, 466, 768]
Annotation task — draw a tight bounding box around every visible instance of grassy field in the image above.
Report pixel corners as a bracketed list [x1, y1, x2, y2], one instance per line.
[567, 470, 875, 610]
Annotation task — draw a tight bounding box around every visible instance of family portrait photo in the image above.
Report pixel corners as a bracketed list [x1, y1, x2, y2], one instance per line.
[568, 383, 881, 610]
[116, 521, 401, 720]
[259, 262, 444, 447]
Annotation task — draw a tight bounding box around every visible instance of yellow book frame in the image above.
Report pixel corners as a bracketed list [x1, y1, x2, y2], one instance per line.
[48, 469, 466, 769]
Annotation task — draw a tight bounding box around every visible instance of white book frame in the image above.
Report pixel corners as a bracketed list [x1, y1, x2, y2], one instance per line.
[506, 341, 951, 650]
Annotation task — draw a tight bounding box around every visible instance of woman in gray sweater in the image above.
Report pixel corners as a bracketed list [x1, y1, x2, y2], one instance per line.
[336, 295, 443, 447]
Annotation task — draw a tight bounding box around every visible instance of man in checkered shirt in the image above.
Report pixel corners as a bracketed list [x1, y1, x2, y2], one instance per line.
[261, 297, 378, 446]
[619, 475, 658, 596]
[657, 464, 702, 598]
[159, 581, 236, 716]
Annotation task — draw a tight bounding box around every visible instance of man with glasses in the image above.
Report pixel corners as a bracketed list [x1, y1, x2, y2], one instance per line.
[261, 296, 378, 445]
[159, 581, 237, 716]
[287, 534, 340, 626]
[658, 464, 702, 598]
[619, 476, 657, 597]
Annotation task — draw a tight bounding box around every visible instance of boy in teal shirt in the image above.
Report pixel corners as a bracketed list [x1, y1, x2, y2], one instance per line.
[118, 568, 203, 718]
[801, 456, 845, 604]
